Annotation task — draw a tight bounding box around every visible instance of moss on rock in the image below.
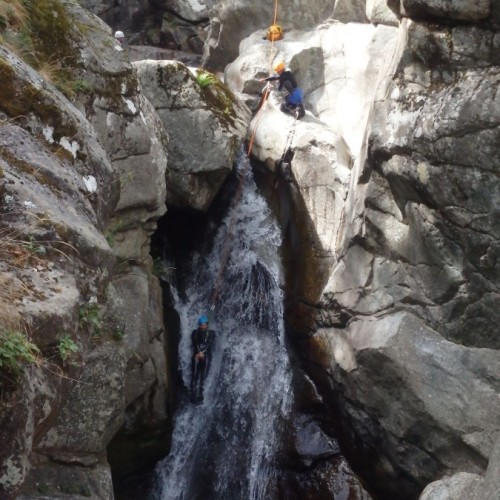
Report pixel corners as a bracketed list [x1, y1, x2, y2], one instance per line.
[25, 0, 77, 66]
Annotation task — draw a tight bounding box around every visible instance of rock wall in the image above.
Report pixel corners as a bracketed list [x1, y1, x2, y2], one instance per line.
[314, 7, 500, 497]
[0, 1, 158, 498]
[0, 1, 252, 497]
[2, 0, 499, 498]
[226, 0, 500, 499]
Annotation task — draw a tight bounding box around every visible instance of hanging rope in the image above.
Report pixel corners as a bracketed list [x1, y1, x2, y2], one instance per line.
[272, 0, 279, 25]
[208, 0, 283, 311]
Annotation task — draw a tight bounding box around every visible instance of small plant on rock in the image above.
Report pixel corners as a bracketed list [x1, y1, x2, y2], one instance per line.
[79, 301, 101, 338]
[196, 70, 217, 88]
[112, 326, 124, 341]
[0, 327, 40, 378]
[57, 335, 79, 362]
[72, 79, 91, 94]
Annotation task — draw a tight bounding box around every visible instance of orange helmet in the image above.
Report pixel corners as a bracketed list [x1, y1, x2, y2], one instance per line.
[274, 61, 285, 74]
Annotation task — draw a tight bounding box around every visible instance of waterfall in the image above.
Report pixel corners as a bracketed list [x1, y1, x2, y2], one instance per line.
[152, 152, 293, 500]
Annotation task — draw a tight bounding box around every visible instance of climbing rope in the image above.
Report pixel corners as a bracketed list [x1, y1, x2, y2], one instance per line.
[208, 0, 284, 311]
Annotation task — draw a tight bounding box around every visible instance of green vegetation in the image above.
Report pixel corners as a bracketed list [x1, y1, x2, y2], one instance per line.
[105, 220, 123, 247]
[0, 0, 28, 33]
[79, 302, 102, 338]
[72, 79, 91, 94]
[194, 69, 238, 128]
[0, 327, 39, 377]
[24, 234, 46, 255]
[57, 335, 79, 361]
[195, 70, 217, 88]
[112, 326, 124, 341]
[0, 0, 85, 99]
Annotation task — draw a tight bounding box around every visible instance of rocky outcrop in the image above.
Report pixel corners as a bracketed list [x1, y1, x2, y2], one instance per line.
[0, 0, 255, 496]
[225, 21, 397, 159]
[320, 13, 499, 500]
[134, 60, 250, 211]
[226, 1, 500, 499]
[2, 0, 499, 499]
[0, 1, 168, 497]
[202, 0, 341, 71]
[420, 434, 500, 500]
[0, 34, 118, 495]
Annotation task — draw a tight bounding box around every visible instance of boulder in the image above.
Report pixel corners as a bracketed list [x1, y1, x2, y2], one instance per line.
[292, 415, 340, 468]
[225, 22, 398, 159]
[202, 0, 336, 71]
[134, 59, 250, 211]
[393, 0, 491, 21]
[419, 472, 483, 500]
[476, 435, 500, 500]
[306, 313, 500, 497]
[366, 0, 399, 25]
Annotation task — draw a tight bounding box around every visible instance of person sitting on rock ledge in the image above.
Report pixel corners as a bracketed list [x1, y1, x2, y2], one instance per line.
[260, 61, 305, 119]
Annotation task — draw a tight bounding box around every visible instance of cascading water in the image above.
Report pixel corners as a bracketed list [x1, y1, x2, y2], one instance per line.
[152, 152, 293, 500]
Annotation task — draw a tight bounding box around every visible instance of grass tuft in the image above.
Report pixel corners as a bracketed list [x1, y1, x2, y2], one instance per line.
[0, 326, 40, 377]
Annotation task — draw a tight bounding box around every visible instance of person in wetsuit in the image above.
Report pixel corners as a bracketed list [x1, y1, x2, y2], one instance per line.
[261, 61, 305, 119]
[190, 314, 215, 402]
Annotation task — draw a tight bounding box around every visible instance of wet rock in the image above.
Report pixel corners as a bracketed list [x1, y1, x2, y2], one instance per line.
[277, 458, 372, 500]
[292, 415, 341, 468]
[16, 460, 114, 500]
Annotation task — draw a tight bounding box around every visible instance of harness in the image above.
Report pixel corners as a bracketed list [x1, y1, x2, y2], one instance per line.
[194, 329, 211, 353]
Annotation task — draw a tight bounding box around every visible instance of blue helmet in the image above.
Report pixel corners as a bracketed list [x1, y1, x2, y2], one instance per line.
[198, 314, 209, 325]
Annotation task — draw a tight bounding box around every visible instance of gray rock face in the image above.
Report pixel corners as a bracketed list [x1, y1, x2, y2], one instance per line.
[310, 15, 500, 500]
[393, 0, 491, 21]
[0, 40, 116, 495]
[153, 0, 216, 22]
[78, 0, 151, 35]
[0, 1, 169, 497]
[367, 19, 500, 348]
[419, 472, 483, 500]
[225, 22, 398, 159]
[134, 59, 250, 211]
[202, 0, 337, 71]
[226, 6, 500, 500]
[2, 0, 500, 499]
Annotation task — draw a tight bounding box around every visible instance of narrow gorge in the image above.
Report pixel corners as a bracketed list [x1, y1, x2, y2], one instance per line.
[0, 1, 499, 500]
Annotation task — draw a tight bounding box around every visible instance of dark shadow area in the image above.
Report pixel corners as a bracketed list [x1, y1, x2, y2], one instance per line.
[110, 165, 243, 500]
[109, 424, 170, 500]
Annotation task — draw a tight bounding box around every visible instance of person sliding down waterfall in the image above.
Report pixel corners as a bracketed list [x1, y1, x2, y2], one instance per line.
[190, 315, 215, 403]
[261, 61, 305, 119]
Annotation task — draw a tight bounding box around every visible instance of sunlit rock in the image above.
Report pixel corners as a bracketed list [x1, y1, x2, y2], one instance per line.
[134, 59, 250, 211]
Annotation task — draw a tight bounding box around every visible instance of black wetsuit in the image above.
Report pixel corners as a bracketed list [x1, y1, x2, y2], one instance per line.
[265, 70, 298, 94]
[190, 327, 215, 400]
[265, 70, 305, 118]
